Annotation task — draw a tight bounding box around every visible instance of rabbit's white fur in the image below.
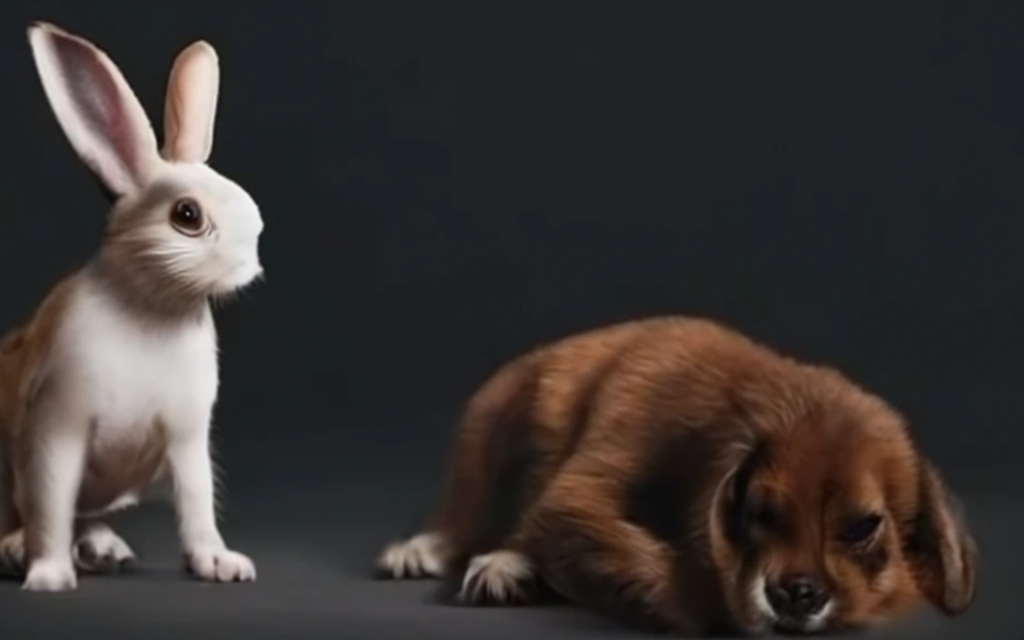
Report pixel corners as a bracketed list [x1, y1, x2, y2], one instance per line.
[0, 22, 262, 591]
[17, 278, 248, 592]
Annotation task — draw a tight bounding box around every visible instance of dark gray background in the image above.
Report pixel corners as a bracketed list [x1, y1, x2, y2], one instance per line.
[0, 1, 1018, 638]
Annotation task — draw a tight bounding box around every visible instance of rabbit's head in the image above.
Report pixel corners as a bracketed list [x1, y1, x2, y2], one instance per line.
[27, 22, 264, 313]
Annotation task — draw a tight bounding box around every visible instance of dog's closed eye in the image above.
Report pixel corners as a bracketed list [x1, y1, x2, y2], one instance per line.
[840, 514, 883, 546]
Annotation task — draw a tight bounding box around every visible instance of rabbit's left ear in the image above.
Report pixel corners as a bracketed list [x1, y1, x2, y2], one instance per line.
[162, 40, 220, 164]
[27, 21, 161, 198]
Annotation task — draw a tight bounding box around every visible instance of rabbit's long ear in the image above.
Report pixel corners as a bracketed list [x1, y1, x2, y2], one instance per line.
[27, 22, 160, 199]
[162, 41, 219, 164]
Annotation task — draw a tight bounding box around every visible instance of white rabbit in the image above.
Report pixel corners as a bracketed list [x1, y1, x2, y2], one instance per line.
[0, 21, 263, 592]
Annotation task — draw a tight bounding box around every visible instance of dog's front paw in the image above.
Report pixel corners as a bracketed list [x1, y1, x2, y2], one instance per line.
[186, 547, 256, 583]
[22, 556, 77, 592]
[456, 551, 534, 605]
[376, 532, 446, 579]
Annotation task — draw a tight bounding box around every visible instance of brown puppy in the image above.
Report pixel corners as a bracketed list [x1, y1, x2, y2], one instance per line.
[376, 316, 977, 636]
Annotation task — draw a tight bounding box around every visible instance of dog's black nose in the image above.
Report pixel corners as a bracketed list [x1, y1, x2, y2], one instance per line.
[766, 576, 830, 617]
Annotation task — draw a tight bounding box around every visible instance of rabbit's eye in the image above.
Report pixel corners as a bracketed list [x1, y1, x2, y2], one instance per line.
[170, 198, 205, 236]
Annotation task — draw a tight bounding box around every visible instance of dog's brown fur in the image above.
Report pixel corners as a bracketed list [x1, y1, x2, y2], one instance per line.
[377, 316, 978, 636]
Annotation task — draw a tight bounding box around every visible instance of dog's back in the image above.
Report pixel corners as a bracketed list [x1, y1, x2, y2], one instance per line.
[424, 317, 790, 568]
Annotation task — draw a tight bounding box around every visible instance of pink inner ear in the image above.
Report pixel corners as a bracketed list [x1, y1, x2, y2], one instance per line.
[53, 35, 146, 189]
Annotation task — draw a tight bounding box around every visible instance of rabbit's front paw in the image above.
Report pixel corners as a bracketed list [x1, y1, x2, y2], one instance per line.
[23, 556, 77, 592]
[185, 546, 256, 583]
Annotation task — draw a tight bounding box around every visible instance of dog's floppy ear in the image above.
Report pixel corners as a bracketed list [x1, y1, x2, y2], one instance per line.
[702, 433, 767, 633]
[707, 435, 766, 550]
[904, 458, 978, 615]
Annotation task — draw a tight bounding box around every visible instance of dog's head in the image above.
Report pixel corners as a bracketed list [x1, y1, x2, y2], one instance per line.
[704, 379, 977, 635]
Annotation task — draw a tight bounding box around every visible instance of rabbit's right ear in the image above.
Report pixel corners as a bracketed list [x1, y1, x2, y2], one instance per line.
[162, 41, 220, 164]
[27, 22, 160, 199]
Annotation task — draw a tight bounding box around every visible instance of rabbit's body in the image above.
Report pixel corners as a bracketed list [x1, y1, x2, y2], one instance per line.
[0, 22, 263, 592]
[0, 269, 217, 515]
